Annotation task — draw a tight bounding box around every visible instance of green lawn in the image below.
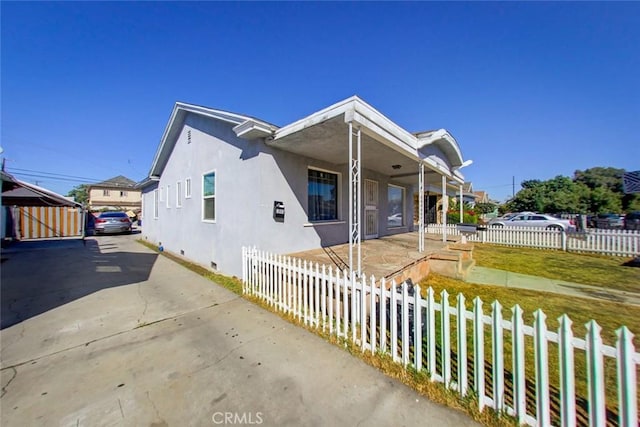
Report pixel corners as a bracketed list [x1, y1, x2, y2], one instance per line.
[419, 271, 640, 423]
[471, 244, 640, 293]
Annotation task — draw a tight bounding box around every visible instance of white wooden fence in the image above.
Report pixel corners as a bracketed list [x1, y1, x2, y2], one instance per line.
[427, 224, 640, 257]
[242, 247, 639, 427]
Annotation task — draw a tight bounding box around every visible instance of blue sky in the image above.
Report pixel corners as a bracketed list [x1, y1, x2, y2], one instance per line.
[2, 2, 638, 202]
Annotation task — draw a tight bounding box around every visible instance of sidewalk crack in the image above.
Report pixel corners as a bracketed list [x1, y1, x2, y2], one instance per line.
[1, 367, 17, 398]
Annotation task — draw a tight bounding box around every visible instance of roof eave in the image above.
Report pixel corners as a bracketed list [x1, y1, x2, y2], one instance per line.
[233, 119, 276, 140]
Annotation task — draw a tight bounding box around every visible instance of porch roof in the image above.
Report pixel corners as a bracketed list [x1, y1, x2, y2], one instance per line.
[267, 96, 465, 186]
[148, 96, 468, 188]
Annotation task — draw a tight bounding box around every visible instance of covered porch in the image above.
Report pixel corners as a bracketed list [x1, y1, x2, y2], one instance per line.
[265, 96, 472, 276]
[288, 230, 474, 285]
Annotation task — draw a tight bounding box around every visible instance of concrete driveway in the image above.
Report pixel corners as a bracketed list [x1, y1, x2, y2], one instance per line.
[1, 235, 478, 426]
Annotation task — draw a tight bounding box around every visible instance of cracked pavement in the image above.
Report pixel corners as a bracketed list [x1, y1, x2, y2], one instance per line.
[1, 234, 478, 426]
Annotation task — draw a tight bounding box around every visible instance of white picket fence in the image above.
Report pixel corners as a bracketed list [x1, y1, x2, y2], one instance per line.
[427, 224, 640, 257]
[242, 247, 639, 427]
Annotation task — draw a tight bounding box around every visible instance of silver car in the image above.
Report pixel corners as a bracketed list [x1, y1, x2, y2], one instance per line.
[95, 211, 132, 234]
[488, 213, 575, 231]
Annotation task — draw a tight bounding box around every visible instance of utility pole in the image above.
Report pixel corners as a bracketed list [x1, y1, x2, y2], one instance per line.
[512, 176, 515, 198]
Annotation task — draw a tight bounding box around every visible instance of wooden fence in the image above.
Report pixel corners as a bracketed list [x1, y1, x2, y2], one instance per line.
[427, 224, 640, 257]
[242, 248, 639, 427]
[15, 206, 84, 239]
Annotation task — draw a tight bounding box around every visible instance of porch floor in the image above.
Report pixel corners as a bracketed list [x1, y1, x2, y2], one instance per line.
[288, 231, 461, 281]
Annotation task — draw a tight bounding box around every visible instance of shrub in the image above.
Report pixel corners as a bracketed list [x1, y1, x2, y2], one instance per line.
[447, 210, 478, 224]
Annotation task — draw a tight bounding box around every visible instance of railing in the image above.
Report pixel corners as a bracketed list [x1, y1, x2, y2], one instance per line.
[426, 224, 640, 257]
[242, 248, 639, 427]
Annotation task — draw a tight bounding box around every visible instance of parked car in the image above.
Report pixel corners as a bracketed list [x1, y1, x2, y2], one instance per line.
[594, 213, 624, 229]
[488, 213, 575, 231]
[95, 211, 132, 234]
[624, 211, 640, 231]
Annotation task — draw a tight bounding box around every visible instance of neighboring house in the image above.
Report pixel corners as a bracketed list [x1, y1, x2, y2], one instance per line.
[88, 175, 141, 212]
[473, 190, 489, 204]
[140, 96, 468, 277]
[455, 182, 476, 206]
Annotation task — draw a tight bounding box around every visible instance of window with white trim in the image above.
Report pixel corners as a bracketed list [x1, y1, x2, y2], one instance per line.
[166, 185, 171, 208]
[203, 171, 215, 221]
[153, 189, 159, 218]
[185, 178, 192, 198]
[387, 184, 405, 227]
[159, 187, 164, 202]
[176, 181, 182, 207]
[308, 168, 339, 222]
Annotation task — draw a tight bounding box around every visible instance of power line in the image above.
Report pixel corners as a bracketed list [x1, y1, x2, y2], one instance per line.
[8, 171, 97, 184]
[7, 167, 103, 182]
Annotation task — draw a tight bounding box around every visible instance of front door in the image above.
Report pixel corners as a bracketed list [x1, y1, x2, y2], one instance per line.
[364, 179, 379, 239]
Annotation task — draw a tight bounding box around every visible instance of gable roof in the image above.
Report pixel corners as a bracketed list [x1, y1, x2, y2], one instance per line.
[147, 96, 468, 184]
[2, 174, 81, 207]
[149, 102, 277, 177]
[91, 175, 137, 189]
[474, 190, 489, 202]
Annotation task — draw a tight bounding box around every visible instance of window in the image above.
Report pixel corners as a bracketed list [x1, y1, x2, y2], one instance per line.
[387, 185, 405, 227]
[176, 181, 182, 208]
[203, 171, 216, 221]
[308, 169, 338, 221]
[159, 187, 164, 202]
[185, 178, 192, 198]
[153, 189, 159, 219]
[166, 185, 170, 208]
[120, 191, 127, 197]
[103, 189, 110, 196]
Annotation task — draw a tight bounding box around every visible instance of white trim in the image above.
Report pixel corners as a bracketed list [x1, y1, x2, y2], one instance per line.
[176, 181, 182, 208]
[303, 221, 346, 227]
[185, 177, 192, 199]
[153, 189, 159, 219]
[166, 184, 171, 209]
[233, 119, 275, 139]
[387, 183, 406, 228]
[202, 169, 216, 223]
[307, 166, 342, 223]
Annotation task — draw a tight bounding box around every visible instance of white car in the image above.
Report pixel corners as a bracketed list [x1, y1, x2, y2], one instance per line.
[488, 213, 575, 231]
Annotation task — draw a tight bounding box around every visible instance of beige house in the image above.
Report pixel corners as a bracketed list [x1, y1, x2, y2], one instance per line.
[88, 175, 141, 212]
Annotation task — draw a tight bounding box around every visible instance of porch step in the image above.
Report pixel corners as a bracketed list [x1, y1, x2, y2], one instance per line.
[428, 249, 476, 280]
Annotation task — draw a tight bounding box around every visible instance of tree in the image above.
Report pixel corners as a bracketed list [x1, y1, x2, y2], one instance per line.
[66, 184, 89, 205]
[503, 167, 634, 214]
[574, 167, 624, 193]
[475, 202, 497, 215]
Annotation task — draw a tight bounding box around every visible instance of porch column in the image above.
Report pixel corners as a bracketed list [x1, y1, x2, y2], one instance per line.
[442, 174, 448, 242]
[459, 184, 464, 223]
[348, 122, 362, 277]
[418, 162, 424, 252]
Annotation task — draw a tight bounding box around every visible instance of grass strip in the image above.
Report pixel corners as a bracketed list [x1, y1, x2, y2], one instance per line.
[472, 244, 640, 293]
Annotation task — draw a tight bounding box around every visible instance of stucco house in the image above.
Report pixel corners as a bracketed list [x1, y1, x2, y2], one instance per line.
[88, 175, 141, 212]
[140, 96, 469, 277]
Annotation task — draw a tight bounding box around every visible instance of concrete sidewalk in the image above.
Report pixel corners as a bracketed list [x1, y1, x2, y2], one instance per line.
[466, 266, 640, 306]
[1, 235, 479, 426]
